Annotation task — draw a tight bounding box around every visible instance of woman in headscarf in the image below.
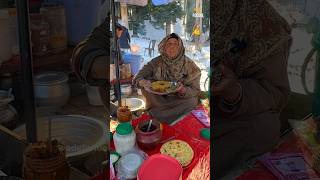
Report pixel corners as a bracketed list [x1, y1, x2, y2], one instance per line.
[212, 0, 292, 178]
[133, 33, 201, 124]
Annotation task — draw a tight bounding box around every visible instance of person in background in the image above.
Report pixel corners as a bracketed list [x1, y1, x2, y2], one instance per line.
[133, 33, 201, 124]
[71, 15, 124, 114]
[119, 24, 131, 52]
[212, 0, 292, 178]
[192, 23, 201, 52]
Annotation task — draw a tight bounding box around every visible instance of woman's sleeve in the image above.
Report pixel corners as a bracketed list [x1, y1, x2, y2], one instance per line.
[179, 61, 202, 98]
[133, 60, 155, 88]
[217, 43, 291, 118]
[71, 18, 109, 86]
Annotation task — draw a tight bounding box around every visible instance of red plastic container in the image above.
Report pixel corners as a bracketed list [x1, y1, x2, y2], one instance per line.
[137, 154, 183, 180]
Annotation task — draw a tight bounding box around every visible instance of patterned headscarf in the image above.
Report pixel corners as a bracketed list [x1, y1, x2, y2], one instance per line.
[212, 0, 292, 75]
[157, 33, 188, 81]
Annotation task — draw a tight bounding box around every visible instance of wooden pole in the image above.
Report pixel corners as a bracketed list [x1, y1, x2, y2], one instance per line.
[120, 2, 129, 28]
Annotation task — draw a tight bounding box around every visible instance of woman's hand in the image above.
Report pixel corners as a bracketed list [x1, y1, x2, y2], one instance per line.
[212, 64, 242, 103]
[176, 82, 187, 95]
[138, 79, 151, 89]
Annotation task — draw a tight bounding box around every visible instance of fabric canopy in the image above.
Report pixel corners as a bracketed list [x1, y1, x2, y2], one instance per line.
[152, 0, 175, 6]
[115, 0, 148, 6]
[115, 0, 175, 6]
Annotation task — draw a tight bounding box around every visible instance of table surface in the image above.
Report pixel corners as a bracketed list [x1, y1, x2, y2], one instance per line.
[110, 105, 210, 180]
[237, 116, 320, 179]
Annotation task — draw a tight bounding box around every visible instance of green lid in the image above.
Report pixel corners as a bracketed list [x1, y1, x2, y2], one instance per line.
[116, 122, 133, 135]
[200, 128, 210, 140]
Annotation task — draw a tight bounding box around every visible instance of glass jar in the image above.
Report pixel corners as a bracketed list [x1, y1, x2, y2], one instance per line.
[113, 122, 136, 155]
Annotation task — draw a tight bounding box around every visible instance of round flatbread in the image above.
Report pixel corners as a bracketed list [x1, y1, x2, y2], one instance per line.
[151, 81, 171, 93]
[160, 140, 194, 167]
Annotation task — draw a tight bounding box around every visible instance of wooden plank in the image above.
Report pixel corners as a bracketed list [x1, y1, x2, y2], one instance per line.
[0, 124, 23, 141]
[0, 48, 74, 74]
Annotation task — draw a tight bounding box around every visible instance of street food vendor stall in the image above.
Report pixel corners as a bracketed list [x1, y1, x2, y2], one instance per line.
[108, 0, 210, 179]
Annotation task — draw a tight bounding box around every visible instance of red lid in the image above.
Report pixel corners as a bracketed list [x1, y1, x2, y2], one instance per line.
[137, 154, 182, 180]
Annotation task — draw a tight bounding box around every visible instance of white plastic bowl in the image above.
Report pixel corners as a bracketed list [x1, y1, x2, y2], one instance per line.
[14, 115, 107, 160]
[117, 97, 145, 112]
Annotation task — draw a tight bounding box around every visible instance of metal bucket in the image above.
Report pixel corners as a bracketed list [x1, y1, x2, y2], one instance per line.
[34, 71, 70, 107]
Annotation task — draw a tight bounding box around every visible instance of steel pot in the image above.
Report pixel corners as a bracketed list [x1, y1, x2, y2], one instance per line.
[121, 84, 132, 96]
[34, 71, 70, 107]
[0, 90, 18, 129]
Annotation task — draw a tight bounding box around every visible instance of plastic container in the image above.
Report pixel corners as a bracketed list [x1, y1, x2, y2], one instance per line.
[122, 53, 143, 75]
[120, 84, 132, 96]
[0, 9, 12, 64]
[137, 154, 183, 180]
[113, 123, 136, 155]
[30, 13, 50, 56]
[116, 150, 147, 180]
[110, 162, 116, 180]
[62, 0, 100, 45]
[40, 6, 68, 52]
[86, 85, 103, 106]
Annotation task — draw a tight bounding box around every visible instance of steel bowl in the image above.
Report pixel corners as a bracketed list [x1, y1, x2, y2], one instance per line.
[14, 115, 107, 160]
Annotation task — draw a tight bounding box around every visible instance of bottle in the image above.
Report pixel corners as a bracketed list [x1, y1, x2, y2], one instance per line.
[113, 122, 136, 155]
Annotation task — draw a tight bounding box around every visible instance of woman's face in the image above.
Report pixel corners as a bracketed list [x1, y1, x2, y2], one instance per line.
[164, 38, 180, 59]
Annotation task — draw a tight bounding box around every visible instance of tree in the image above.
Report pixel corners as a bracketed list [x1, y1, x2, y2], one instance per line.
[128, 3, 151, 37]
[149, 1, 185, 35]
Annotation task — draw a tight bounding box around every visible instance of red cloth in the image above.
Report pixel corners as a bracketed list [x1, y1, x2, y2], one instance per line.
[111, 105, 210, 180]
[90, 170, 108, 180]
[236, 133, 318, 180]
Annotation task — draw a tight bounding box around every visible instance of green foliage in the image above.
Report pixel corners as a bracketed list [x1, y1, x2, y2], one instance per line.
[149, 1, 185, 31]
[127, 0, 209, 36]
[128, 2, 152, 36]
[202, 0, 210, 32]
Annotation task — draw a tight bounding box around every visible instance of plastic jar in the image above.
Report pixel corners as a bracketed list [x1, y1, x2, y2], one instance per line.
[40, 6, 67, 52]
[30, 13, 50, 56]
[113, 122, 136, 155]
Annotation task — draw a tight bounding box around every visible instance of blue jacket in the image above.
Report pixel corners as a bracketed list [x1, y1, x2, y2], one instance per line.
[119, 27, 131, 49]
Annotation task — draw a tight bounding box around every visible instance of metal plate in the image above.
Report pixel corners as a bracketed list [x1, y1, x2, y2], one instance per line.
[145, 81, 179, 95]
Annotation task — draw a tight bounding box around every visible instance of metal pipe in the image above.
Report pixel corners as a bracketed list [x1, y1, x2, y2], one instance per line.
[111, 0, 122, 106]
[16, 0, 37, 143]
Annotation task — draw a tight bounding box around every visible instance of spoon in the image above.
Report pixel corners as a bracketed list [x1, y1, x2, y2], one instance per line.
[146, 119, 153, 132]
